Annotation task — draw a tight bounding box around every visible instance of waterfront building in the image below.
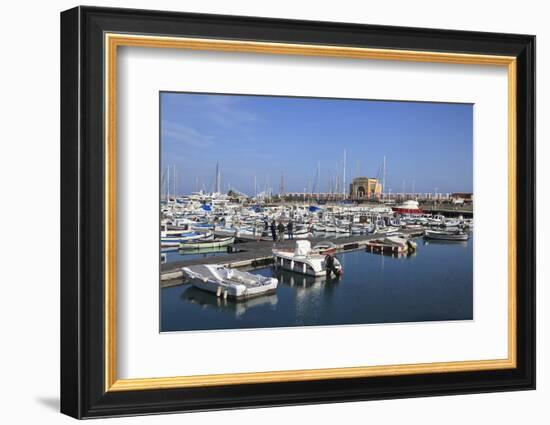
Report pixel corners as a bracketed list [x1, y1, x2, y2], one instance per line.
[451, 192, 474, 203]
[349, 177, 382, 200]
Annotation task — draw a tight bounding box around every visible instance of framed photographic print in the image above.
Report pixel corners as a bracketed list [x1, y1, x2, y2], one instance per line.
[60, 6, 535, 419]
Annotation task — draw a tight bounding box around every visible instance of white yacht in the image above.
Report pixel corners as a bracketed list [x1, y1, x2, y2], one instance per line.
[272, 240, 343, 277]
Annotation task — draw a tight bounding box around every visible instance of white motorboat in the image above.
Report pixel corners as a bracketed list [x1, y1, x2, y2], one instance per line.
[182, 264, 278, 300]
[334, 226, 350, 234]
[424, 229, 469, 241]
[441, 218, 461, 228]
[272, 240, 343, 277]
[284, 228, 312, 239]
[392, 200, 423, 215]
[312, 223, 327, 232]
[373, 226, 400, 235]
[427, 214, 447, 226]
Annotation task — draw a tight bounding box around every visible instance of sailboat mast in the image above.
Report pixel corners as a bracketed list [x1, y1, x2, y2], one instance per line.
[343, 149, 347, 199]
[317, 162, 321, 200]
[382, 156, 386, 196]
[167, 166, 170, 201]
[215, 161, 221, 194]
[173, 164, 177, 199]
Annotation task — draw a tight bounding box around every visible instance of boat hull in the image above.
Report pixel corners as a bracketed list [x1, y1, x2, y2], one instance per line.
[188, 277, 277, 300]
[179, 236, 235, 250]
[182, 265, 278, 300]
[272, 251, 342, 277]
[424, 231, 469, 241]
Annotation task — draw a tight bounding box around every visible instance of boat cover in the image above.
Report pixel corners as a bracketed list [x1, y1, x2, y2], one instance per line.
[294, 240, 312, 256]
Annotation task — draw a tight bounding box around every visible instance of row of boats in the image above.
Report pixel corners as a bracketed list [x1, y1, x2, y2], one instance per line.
[168, 197, 471, 300]
[179, 224, 471, 300]
[180, 226, 470, 301]
[163, 223, 469, 251]
[162, 211, 471, 250]
[182, 240, 343, 300]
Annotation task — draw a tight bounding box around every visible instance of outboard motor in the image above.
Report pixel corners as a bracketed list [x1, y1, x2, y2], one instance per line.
[325, 255, 343, 279]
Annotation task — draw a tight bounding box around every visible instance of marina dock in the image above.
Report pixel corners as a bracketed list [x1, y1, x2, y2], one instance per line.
[161, 228, 424, 286]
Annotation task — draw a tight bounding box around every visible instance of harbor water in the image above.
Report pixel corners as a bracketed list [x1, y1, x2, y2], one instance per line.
[160, 234, 473, 332]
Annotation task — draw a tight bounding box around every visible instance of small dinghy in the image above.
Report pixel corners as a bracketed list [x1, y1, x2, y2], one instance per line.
[366, 235, 417, 254]
[424, 229, 469, 241]
[182, 264, 278, 300]
[161, 231, 213, 247]
[373, 226, 400, 235]
[272, 240, 343, 277]
[179, 236, 235, 250]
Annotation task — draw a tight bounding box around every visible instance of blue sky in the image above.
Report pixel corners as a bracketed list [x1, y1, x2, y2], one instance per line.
[161, 92, 473, 196]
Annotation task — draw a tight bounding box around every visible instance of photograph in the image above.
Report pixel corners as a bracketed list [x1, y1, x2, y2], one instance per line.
[159, 92, 474, 332]
[57, 4, 536, 418]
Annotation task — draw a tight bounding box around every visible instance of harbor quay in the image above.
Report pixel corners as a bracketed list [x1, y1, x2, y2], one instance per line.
[160, 201, 474, 330]
[161, 228, 426, 286]
[160, 194, 474, 290]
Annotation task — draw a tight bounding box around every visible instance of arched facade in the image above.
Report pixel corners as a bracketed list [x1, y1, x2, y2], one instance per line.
[350, 177, 382, 200]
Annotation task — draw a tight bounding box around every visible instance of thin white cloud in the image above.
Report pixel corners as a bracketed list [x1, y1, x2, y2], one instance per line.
[203, 95, 260, 127]
[161, 121, 214, 148]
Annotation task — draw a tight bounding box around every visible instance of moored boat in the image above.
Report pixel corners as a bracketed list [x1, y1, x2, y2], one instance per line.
[179, 236, 235, 250]
[161, 231, 213, 247]
[373, 226, 400, 235]
[366, 235, 417, 254]
[392, 200, 423, 215]
[182, 264, 278, 300]
[272, 240, 343, 277]
[424, 229, 469, 241]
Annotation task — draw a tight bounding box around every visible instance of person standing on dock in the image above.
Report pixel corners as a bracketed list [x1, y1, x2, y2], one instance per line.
[270, 219, 277, 241]
[277, 221, 285, 242]
[287, 220, 294, 240]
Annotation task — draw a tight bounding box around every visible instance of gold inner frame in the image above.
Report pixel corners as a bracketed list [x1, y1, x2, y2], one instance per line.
[104, 33, 517, 392]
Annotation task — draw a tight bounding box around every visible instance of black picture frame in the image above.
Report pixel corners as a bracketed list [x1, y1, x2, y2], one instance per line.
[61, 5, 535, 419]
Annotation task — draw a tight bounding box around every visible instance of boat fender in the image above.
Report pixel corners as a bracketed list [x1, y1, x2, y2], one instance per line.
[216, 286, 222, 297]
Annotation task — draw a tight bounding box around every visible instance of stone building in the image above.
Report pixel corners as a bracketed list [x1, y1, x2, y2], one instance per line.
[350, 177, 382, 200]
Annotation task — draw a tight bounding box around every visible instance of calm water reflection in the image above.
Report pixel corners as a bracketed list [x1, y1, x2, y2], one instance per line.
[161, 235, 473, 332]
[162, 246, 232, 263]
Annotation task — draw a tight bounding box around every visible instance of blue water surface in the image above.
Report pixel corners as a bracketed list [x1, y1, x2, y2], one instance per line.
[161, 236, 473, 332]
